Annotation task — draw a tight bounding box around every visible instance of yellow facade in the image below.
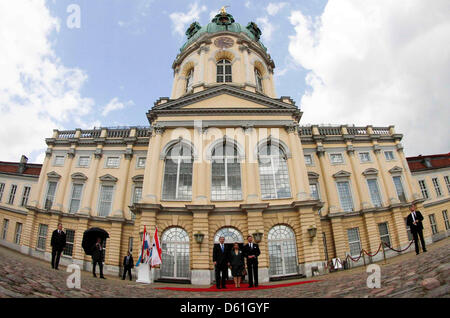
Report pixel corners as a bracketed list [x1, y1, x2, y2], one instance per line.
[1, 12, 449, 285]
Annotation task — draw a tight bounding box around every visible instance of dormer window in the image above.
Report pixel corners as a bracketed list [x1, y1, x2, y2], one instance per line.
[186, 69, 194, 92]
[255, 68, 263, 93]
[217, 59, 232, 83]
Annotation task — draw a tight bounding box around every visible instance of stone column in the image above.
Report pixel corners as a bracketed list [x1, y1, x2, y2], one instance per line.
[193, 125, 208, 204]
[244, 126, 259, 203]
[396, 143, 419, 200]
[242, 204, 269, 282]
[347, 145, 371, 210]
[31, 145, 53, 208]
[80, 147, 103, 216]
[20, 210, 36, 255]
[286, 124, 310, 200]
[316, 146, 340, 213]
[189, 205, 213, 285]
[373, 144, 398, 205]
[142, 126, 164, 203]
[105, 221, 123, 275]
[112, 150, 133, 218]
[72, 216, 89, 267]
[330, 217, 347, 259]
[362, 212, 380, 253]
[391, 208, 409, 249]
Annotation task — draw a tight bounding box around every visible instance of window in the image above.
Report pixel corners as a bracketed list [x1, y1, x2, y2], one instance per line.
[2, 219, 9, 240]
[444, 176, 450, 193]
[443, 210, 450, 231]
[185, 69, 194, 92]
[54, 155, 65, 166]
[69, 184, 83, 213]
[258, 143, 291, 200]
[0, 183, 5, 201]
[44, 181, 57, 210]
[310, 183, 320, 200]
[98, 185, 114, 217]
[359, 152, 371, 163]
[106, 156, 120, 168]
[211, 142, 242, 201]
[63, 229, 75, 257]
[347, 228, 361, 257]
[214, 227, 244, 244]
[405, 218, 413, 241]
[330, 153, 344, 164]
[14, 223, 22, 244]
[78, 156, 90, 167]
[384, 151, 395, 161]
[367, 179, 382, 207]
[37, 224, 48, 250]
[378, 222, 391, 247]
[8, 185, 17, 205]
[133, 186, 142, 204]
[162, 143, 193, 201]
[432, 177, 442, 197]
[216, 59, 232, 83]
[268, 225, 298, 277]
[418, 180, 429, 199]
[161, 227, 190, 279]
[137, 157, 146, 168]
[255, 68, 263, 93]
[392, 176, 406, 203]
[304, 154, 313, 165]
[337, 181, 354, 212]
[21, 186, 31, 206]
[429, 214, 438, 235]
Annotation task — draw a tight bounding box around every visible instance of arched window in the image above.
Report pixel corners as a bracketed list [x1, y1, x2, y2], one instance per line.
[211, 141, 242, 201]
[258, 142, 291, 199]
[161, 227, 190, 279]
[255, 68, 263, 93]
[217, 59, 232, 83]
[214, 227, 243, 244]
[185, 68, 194, 93]
[162, 142, 193, 201]
[268, 225, 298, 277]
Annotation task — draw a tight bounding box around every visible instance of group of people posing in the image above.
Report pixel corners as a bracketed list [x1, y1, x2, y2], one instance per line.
[213, 235, 261, 289]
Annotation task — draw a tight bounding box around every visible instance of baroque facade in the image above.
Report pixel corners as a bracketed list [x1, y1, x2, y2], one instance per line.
[1, 11, 449, 285]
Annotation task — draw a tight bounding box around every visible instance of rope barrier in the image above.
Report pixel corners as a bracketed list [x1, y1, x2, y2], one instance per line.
[383, 240, 414, 253]
[362, 243, 382, 257]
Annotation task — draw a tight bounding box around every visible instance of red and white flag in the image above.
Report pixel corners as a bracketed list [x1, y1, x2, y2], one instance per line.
[151, 226, 162, 267]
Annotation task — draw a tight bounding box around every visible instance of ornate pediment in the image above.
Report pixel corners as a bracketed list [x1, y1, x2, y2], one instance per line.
[308, 172, 320, 180]
[47, 171, 61, 179]
[99, 174, 118, 182]
[132, 174, 144, 183]
[71, 172, 88, 181]
[332, 170, 351, 179]
[389, 166, 403, 174]
[362, 168, 379, 176]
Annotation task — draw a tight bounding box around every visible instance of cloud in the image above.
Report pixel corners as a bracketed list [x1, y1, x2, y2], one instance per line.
[256, 16, 276, 43]
[0, 0, 96, 162]
[288, 0, 450, 156]
[267, 2, 288, 16]
[169, 2, 207, 37]
[118, 0, 154, 34]
[101, 98, 134, 116]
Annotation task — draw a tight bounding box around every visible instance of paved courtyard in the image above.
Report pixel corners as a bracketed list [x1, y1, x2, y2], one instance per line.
[0, 238, 449, 298]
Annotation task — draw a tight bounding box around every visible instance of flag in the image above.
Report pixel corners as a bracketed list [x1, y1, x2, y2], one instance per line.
[136, 225, 151, 266]
[151, 226, 162, 267]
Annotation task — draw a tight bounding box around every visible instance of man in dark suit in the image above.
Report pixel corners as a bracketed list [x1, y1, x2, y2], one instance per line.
[406, 203, 427, 255]
[50, 223, 66, 270]
[213, 236, 229, 289]
[122, 251, 134, 280]
[92, 237, 106, 279]
[243, 235, 261, 288]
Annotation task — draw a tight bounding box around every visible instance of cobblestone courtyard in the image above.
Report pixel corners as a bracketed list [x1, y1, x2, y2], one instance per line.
[0, 238, 449, 298]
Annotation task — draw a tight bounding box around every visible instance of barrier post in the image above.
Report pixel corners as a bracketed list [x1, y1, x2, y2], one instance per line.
[382, 243, 387, 264]
[362, 250, 366, 267]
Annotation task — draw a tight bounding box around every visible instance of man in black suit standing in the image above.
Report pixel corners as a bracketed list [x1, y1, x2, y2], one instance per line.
[50, 223, 66, 270]
[243, 235, 261, 288]
[92, 237, 106, 279]
[122, 251, 134, 280]
[406, 203, 427, 255]
[213, 236, 229, 289]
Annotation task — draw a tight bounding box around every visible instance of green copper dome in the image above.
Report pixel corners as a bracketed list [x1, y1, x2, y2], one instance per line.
[180, 12, 267, 52]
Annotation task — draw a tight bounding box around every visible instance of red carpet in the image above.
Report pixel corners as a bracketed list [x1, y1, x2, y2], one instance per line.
[155, 279, 320, 292]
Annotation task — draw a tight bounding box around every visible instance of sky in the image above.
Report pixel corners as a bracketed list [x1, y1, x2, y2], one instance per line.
[0, 0, 448, 164]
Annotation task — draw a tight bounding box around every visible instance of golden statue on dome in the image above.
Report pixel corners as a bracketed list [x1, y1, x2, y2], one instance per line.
[220, 5, 230, 15]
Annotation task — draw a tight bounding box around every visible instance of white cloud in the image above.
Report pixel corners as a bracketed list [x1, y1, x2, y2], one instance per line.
[169, 2, 207, 37]
[101, 98, 134, 116]
[267, 2, 288, 16]
[256, 16, 276, 43]
[288, 0, 450, 156]
[245, 1, 251, 9]
[0, 0, 96, 162]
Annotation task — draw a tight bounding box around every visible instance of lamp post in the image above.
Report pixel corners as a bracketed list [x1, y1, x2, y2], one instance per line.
[307, 225, 317, 240]
[194, 232, 205, 251]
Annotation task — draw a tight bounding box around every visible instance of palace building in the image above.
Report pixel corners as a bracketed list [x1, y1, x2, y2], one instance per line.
[1, 11, 449, 285]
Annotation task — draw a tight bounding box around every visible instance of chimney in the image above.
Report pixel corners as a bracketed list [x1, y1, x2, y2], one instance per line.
[18, 155, 28, 174]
